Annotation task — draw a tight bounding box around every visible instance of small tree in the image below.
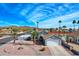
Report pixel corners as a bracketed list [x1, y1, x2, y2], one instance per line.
[11, 27, 19, 44]
[31, 28, 37, 44]
[21, 28, 28, 32]
[69, 28, 73, 33]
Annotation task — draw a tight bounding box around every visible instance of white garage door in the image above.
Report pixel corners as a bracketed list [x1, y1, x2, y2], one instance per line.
[46, 38, 61, 46]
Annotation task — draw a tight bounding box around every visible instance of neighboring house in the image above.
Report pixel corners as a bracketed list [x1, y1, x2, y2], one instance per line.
[74, 30, 79, 44]
[75, 36, 79, 44]
[66, 30, 79, 44]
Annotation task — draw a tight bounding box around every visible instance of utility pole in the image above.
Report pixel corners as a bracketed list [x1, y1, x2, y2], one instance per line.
[36, 21, 39, 32]
[36, 21, 39, 41]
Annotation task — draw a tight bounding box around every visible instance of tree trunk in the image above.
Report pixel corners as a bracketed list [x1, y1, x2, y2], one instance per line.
[13, 36, 16, 44]
[74, 24, 75, 32]
[59, 23, 61, 36]
[33, 36, 35, 44]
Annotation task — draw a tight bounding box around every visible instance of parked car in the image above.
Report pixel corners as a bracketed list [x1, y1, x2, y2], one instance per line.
[17, 34, 31, 41]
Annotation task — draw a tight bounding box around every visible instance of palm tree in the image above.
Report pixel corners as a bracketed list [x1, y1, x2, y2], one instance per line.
[58, 20, 62, 36]
[72, 20, 76, 31]
[62, 25, 67, 35]
[76, 20, 79, 37]
[59, 20, 62, 26]
[77, 20, 79, 30]
[72, 20, 76, 42]
[62, 25, 66, 29]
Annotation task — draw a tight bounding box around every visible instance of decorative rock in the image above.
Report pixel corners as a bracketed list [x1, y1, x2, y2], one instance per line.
[18, 47, 23, 50]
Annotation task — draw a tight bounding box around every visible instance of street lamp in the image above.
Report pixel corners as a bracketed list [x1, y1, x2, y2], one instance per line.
[58, 20, 62, 36]
[37, 21, 39, 29]
[58, 20, 62, 45]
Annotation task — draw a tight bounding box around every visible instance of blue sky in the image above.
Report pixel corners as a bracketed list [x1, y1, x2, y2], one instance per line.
[0, 3, 79, 28]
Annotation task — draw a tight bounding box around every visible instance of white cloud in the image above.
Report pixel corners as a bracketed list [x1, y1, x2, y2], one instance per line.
[29, 13, 44, 23]
[20, 9, 28, 16]
[38, 11, 79, 28]
[64, 4, 70, 8]
[58, 6, 64, 11]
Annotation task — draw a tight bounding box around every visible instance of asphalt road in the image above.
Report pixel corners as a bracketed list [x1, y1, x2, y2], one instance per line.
[0, 36, 13, 46]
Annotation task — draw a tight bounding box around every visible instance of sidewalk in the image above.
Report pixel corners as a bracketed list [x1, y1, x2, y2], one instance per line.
[68, 43, 79, 52]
